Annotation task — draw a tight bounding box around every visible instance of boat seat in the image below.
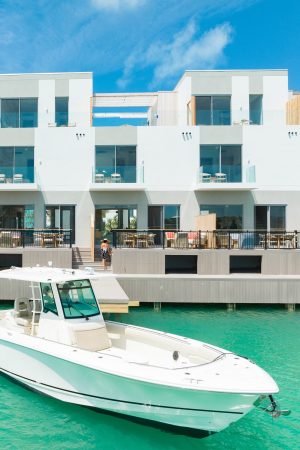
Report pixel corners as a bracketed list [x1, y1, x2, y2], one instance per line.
[14, 298, 33, 327]
[68, 322, 111, 351]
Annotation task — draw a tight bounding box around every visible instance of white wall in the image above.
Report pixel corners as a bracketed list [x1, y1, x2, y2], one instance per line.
[176, 76, 192, 125]
[231, 76, 249, 124]
[262, 75, 288, 125]
[38, 80, 55, 127]
[34, 127, 95, 191]
[138, 126, 199, 190]
[69, 78, 93, 127]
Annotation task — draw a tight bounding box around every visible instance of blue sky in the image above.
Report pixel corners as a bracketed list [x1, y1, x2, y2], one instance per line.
[0, 0, 299, 92]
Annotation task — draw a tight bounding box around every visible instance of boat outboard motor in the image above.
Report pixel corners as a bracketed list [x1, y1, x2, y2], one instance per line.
[260, 395, 291, 418]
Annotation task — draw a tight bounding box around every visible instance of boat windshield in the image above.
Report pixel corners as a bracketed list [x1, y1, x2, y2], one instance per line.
[57, 279, 100, 319]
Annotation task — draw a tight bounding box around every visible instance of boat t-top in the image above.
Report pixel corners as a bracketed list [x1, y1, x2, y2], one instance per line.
[0, 266, 290, 434]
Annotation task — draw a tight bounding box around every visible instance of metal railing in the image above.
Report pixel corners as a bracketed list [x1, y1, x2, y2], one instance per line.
[112, 229, 300, 250]
[0, 229, 72, 248]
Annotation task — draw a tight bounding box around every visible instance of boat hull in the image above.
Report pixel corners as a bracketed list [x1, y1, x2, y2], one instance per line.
[0, 337, 259, 433]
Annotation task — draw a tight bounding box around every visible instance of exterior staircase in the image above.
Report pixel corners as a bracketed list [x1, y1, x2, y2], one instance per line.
[72, 247, 111, 272]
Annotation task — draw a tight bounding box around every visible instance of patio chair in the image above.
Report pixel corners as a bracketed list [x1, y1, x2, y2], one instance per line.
[111, 173, 121, 183]
[0, 174, 6, 183]
[13, 174, 23, 183]
[95, 173, 105, 183]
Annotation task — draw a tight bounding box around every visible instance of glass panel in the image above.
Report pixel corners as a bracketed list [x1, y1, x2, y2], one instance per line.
[195, 96, 211, 125]
[57, 279, 100, 319]
[45, 206, 60, 228]
[55, 97, 68, 127]
[0, 147, 14, 180]
[14, 147, 34, 182]
[270, 206, 285, 231]
[41, 283, 58, 315]
[250, 95, 263, 125]
[95, 146, 115, 179]
[200, 145, 220, 177]
[221, 145, 241, 182]
[148, 206, 162, 229]
[201, 205, 243, 229]
[116, 146, 136, 182]
[0, 206, 24, 228]
[24, 205, 34, 228]
[212, 96, 231, 125]
[1, 99, 19, 128]
[255, 206, 268, 230]
[20, 99, 38, 127]
[164, 205, 180, 229]
[61, 206, 75, 243]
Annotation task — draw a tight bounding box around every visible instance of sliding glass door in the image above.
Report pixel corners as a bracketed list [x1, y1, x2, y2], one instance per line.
[45, 205, 75, 243]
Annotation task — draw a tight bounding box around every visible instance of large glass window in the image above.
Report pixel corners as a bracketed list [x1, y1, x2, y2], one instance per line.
[95, 146, 136, 183]
[0, 205, 34, 229]
[57, 279, 100, 319]
[0, 147, 34, 183]
[95, 206, 137, 244]
[255, 206, 285, 231]
[20, 98, 38, 127]
[200, 145, 241, 182]
[200, 205, 243, 229]
[55, 97, 69, 127]
[250, 95, 263, 125]
[1, 98, 37, 128]
[196, 96, 231, 125]
[148, 205, 180, 229]
[45, 205, 75, 243]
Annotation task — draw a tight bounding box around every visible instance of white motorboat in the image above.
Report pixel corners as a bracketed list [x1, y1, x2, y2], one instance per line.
[0, 267, 289, 434]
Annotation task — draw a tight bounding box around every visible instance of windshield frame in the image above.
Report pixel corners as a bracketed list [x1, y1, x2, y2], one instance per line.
[57, 279, 100, 319]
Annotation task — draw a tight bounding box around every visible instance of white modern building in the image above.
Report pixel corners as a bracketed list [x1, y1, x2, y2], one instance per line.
[0, 69, 299, 253]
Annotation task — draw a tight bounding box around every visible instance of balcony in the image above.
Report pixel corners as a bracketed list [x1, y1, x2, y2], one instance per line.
[0, 170, 38, 191]
[112, 229, 300, 250]
[89, 165, 145, 191]
[194, 165, 257, 191]
[0, 229, 71, 248]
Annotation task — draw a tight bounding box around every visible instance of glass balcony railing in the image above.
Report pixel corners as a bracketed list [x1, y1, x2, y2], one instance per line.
[198, 165, 256, 183]
[0, 167, 35, 184]
[93, 165, 144, 184]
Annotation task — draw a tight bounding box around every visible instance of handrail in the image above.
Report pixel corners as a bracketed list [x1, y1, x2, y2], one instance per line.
[112, 229, 299, 250]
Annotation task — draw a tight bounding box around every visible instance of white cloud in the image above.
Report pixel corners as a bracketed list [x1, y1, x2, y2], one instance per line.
[91, 0, 146, 11]
[118, 21, 233, 89]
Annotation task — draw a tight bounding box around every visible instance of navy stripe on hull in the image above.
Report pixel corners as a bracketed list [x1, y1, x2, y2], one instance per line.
[0, 367, 243, 415]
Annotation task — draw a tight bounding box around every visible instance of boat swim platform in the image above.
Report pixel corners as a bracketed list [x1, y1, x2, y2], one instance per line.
[115, 274, 300, 306]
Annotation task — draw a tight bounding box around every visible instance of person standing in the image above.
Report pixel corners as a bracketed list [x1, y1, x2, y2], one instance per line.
[100, 239, 111, 270]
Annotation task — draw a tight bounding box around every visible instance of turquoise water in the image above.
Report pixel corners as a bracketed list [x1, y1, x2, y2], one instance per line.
[0, 304, 299, 449]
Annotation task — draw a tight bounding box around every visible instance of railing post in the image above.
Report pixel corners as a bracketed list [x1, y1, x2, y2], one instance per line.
[162, 230, 165, 249]
[22, 229, 25, 248]
[228, 231, 231, 250]
[265, 232, 268, 250]
[294, 230, 298, 249]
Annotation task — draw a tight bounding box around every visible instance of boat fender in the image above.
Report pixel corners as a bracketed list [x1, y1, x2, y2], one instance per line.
[173, 350, 179, 361]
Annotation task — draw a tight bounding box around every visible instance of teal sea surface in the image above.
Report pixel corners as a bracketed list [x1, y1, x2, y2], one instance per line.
[0, 304, 299, 450]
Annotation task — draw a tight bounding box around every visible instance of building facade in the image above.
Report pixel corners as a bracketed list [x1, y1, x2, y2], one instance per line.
[0, 69, 299, 250]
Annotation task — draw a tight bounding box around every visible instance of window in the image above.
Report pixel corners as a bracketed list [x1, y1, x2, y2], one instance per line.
[95, 206, 137, 244]
[95, 146, 136, 183]
[0, 205, 34, 229]
[1, 98, 37, 128]
[55, 97, 69, 127]
[200, 145, 241, 182]
[250, 95, 263, 125]
[20, 99, 38, 127]
[230, 256, 262, 274]
[0, 146, 34, 183]
[165, 255, 197, 274]
[148, 205, 180, 229]
[41, 282, 58, 315]
[196, 96, 231, 125]
[45, 205, 75, 243]
[57, 279, 100, 319]
[255, 206, 286, 231]
[200, 205, 243, 229]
